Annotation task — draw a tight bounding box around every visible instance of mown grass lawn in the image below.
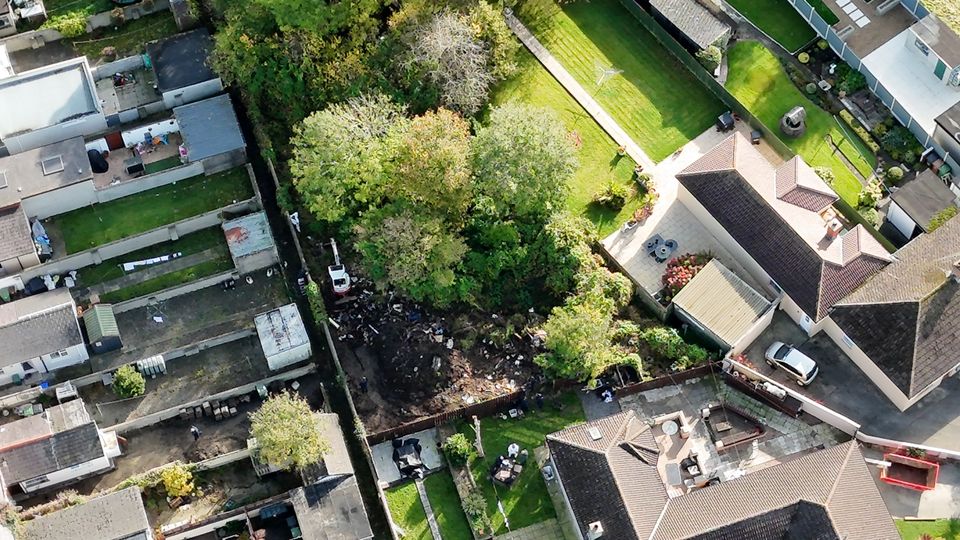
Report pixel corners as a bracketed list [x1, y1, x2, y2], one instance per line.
[56, 167, 253, 254]
[519, 0, 724, 162]
[71, 12, 180, 60]
[384, 481, 432, 540]
[98, 258, 234, 303]
[456, 392, 585, 534]
[424, 470, 473, 539]
[897, 518, 960, 539]
[725, 41, 877, 206]
[724, 0, 818, 52]
[492, 47, 639, 236]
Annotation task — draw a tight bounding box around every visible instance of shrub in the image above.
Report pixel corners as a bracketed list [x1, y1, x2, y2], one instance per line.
[160, 463, 194, 497]
[797, 52, 810, 64]
[813, 166, 835, 184]
[696, 45, 722, 72]
[635, 172, 653, 194]
[639, 326, 708, 370]
[110, 7, 125, 25]
[871, 122, 888, 138]
[817, 39, 829, 50]
[838, 69, 866, 94]
[43, 12, 87, 37]
[839, 110, 880, 153]
[885, 166, 904, 184]
[442, 433, 476, 466]
[593, 181, 631, 210]
[858, 181, 883, 208]
[804, 82, 817, 94]
[112, 365, 145, 398]
[462, 489, 493, 535]
[929, 206, 958, 232]
[858, 207, 882, 229]
[880, 126, 922, 163]
[305, 280, 327, 323]
[661, 253, 711, 298]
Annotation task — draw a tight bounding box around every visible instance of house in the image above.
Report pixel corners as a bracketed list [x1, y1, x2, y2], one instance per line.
[0, 288, 89, 386]
[0, 136, 95, 221]
[932, 101, 960, 195]
[21, 486, 151, 540]
[787, 0, 960, 172]
[145, 28, 223, 109]
[650, 0, 730, 53]
[254, 304, 311, 371]
[0, 58, 107, 155]
[173, 94, 247, 174]
[886, 169, 958, 239]
[547, 411, 900, 540]
[223, 211, 279, 274]
[676, 132, 892, 335]
[827, 215, 960, 410]
[0, 0, 15, 38]
[0, 399, 121, 495]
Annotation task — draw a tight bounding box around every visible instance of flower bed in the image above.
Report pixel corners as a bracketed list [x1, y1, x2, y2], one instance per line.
[660, 253, 712, 303]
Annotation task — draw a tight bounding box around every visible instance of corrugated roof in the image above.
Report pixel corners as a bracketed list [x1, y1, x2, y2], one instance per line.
[223, 211, 275, 260]
[672, 259, 770, 346]
[649, 0, 730, 49]
[23, 487, 150, 540]
[175, 94, 246, 162]
[890, 170, 956, 233]
[83, 304, 119, 344]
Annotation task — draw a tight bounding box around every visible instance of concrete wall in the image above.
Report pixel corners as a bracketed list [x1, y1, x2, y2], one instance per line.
[120, 118, 180, 147]
[200, 148, 248, 175]
[0, 13, 15, 38]
[112, 270, 238, 313]
[235, 250, 278, 275]
[95, 162, 203, 204]
[21, 455, 112, 493]
[778, 294, 819, 335]
[21, 181, 98, 220]
[886, 200, 919, 239]
[91, 55, 145, 80]
[0, 252, 41, 275]
[162, 79, 223, 109]
[0, 29, 64, 54]
[729, 297, 780, 355]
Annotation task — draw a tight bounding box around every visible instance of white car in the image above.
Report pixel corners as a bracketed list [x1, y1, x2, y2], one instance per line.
[764, 342, 818, 386]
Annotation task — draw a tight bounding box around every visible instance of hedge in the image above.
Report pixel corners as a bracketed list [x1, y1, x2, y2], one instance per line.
[839, 110, 880, 153]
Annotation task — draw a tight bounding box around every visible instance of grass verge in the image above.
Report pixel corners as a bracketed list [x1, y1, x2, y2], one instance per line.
[98, 258, 234, 304]
[519, 0, 725, 161]
[457, 391, 585, 534]
[725, 41, 877, 206]
[424, 471, 472, 539]
[56, 167, 253, 254]
[723, 0, 818, 51]
[384, 482, 432, 540]
[896, 518, 960, 539]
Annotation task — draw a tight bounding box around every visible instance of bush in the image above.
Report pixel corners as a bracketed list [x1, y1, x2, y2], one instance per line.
[813, 166, 835, 184]
[871, 122, 888, 138]
[804, 83, 817, 95]
[885, 166, 904, 184]
[817, 39, 829, 50]
[839, 110, 880, 153]
[593, 181, 631, 210]
[305, 280, 327, 323]
[661, 253, 711, 299]
[858, 181, 883, 208]
[858, 207, 882, 229]
[696, 45, 722, 72]
[929, 206, 958, 232]
[112, 365, 145, 398]
[838, 69, 866, 94]
[880, 126, 922, 164]
[43, 12, 87, 37]
[462, 489, 493, 535]
[160, 463, 194, 497]
[441, 433, 476, 466]
[110, 7, 125, 25]
[635, 172, 653, 194]
[638, 326, 708, 370]
[797, 52, 810, 64]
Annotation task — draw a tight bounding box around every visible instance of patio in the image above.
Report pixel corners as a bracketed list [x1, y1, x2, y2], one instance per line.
[94, 66, 161, 118]
[602, 124, 777, 299]
[821, 0, 915, 58]
[92, 132, 184, 189]
[370, 427, 443, 485]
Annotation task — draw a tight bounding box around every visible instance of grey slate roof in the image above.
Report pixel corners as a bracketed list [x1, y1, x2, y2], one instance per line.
[650, 0, 730, 49]
[291, 475, 374, 540]
[549, 412, 899, 540]
[832, 215, 960, 397]
[0, 204, 35, 262]
[146, 28, 217, 93]
[890, 170, 956, 233]
[174, 94, 246, 162]
[0, 288, 81, 369]
[23, 486, 150, 540]
[0, 422, 104, 484]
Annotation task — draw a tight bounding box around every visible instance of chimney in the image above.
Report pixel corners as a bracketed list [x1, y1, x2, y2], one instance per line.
[587, 521, 604, 540]
[824, 218, 842, 240]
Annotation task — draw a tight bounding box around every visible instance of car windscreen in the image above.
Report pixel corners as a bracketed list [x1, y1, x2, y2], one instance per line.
[774, 345, 790, 360]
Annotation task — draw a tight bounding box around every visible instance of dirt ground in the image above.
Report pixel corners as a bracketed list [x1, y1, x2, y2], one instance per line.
[329, 277, 545, 434]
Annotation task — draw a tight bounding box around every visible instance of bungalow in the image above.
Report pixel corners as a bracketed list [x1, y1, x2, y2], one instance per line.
[0, 136, 95, 221]
[145, 28, 223, 109]
[0, 399, 121, 495]
[21, 486, 151, 540]
[547, 411, 899, 539]
[886, 169, 958, 239]
[0, 288, 89, 387]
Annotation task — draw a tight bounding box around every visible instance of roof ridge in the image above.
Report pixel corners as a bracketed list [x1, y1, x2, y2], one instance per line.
[646, 498, 672, 540]
[825, 441, 858, 505]
[908, 301, 924, 396]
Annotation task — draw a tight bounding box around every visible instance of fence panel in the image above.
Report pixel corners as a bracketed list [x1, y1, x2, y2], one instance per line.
[873, 82, 896, 108]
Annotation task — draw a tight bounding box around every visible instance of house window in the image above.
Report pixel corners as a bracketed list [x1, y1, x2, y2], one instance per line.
[21, 475, 49, 489]
[40, 155, 64, 175]
[915, 38, 930, 56]
[841, 333, 855, 348]
[0, 18, 8, 28]
[48, 349, 69, 359]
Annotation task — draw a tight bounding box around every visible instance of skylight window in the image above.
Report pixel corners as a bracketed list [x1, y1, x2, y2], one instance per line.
[41, 156, 64, 176]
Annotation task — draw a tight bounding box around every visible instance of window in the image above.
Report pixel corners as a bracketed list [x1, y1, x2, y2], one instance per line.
[21, 475, 49, 488]
[780, 361, 801, 378]
[915, 38, 930, 56]
[48, 349, 69, 359]
[40, 155, 64, 175]
[841, 333, 855, 348]
[935, 59, 947, 80]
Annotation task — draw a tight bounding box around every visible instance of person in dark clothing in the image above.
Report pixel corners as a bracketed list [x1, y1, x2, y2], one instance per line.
[190, 426, 201, 441]
[359, 376, 369, 394]
[535, 393, 544, 410]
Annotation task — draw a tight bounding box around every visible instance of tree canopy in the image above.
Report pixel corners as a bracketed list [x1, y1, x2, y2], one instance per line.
[250, 392, 329, 470]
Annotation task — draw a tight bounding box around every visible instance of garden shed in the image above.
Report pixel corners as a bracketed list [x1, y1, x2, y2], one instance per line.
[83, 304, 121, 354]
[649, 0, 730, 52]
[671, 260, 772, 354]
[255, 303, 311, 371]
[222, 211, 279, 274]
[173, 94, 247, 174]
[886, 170, 957, 240]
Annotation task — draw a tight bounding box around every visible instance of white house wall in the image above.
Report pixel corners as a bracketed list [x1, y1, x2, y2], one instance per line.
[886, 201, 918, 239]
[20, 181, 98, 220]
[729, 300, 779, 355]
[20, 455, 112, 493]
[41, 343, 89, 371]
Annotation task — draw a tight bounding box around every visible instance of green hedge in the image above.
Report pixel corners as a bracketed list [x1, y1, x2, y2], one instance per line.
[833, 198, 896, 253]
[838, 111, 880, 153]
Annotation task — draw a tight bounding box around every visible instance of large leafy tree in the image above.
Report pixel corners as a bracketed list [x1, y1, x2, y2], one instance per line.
[290, 94, 407, 223]
[248, 0, 383, 38]
[250, 392, 328, 471]
[472, 103, 577, 220]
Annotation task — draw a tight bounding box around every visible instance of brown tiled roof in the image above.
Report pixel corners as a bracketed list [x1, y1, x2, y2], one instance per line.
[775, 157, 838, 213]
[833, 216, 960, 397]
[0, 205, 35, 262]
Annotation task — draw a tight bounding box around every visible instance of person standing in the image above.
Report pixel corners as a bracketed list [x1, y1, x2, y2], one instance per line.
[190, 425, 201, 441]
[359, 376, 369, 394]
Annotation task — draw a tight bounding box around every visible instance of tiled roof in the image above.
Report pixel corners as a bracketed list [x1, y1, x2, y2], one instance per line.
[549, 414, 899, 540]
[649, 0, 730, 49]
[22, 487, 150, 540]
[833, 215, 960, 397]
[0, 423, 104, 484]
[0, 205, 35, 262]
[775, 157, 838, 213]
[0, 288, 81, 369]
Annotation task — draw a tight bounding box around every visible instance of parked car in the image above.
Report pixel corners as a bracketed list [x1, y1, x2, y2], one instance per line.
[764, 342, 818, 386]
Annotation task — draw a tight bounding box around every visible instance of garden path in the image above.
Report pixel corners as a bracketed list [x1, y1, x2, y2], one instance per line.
[415, 478, 443, 540]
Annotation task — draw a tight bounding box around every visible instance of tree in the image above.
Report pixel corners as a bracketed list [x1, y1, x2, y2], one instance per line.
[929, 206, 958, 232]
[467, 1, 519, 80]
[530, 211, 597, 297]
[246, 0, 383, 39]
[536, 301, 628, 382]
[401, 11, 495, 115]
[250, 391, 328, 470]
[160, 463, 195, 497]
[388, 108, 473, 220]
[355, 204, 468, 306]
[472, 103, 576, 220]
[290, 94, 407, 222]
[112, 365, 145, 398]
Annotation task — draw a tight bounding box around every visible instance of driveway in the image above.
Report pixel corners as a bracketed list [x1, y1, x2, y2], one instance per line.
[743, 312, 960, 452]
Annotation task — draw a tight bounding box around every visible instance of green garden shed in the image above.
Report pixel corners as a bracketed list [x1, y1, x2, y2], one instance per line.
[83, 304, 122, 354]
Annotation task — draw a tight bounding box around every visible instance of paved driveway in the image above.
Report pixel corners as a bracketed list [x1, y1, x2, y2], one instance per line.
[743, 312, 960, 452]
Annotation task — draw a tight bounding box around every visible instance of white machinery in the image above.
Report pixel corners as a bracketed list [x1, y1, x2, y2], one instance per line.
[327, 238, 351, 295]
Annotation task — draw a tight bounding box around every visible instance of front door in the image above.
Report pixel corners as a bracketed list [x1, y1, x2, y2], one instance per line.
[105, 131, 124, 150]
[935, 59, 947, 80]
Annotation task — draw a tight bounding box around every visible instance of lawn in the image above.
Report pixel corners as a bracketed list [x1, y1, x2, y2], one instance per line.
[78, 227, 229, 287]
[384, 482, 432, 540]
[98, 258, 234, 303]
[71, 12, 180, 60]
[519, 0, 724, 162]
[43, 0, 111, 16]
[456, 391, 586, 534]
[424, 471, 472, 539]
[897, 518, 960, 539]
[493, 48, 640, 236]
[144, 156, 184, 175]
[922, 0, 960, 36]
[725, 41, 877, 206]
[55, 167, 254, 254]
[724, 0, 818, 52]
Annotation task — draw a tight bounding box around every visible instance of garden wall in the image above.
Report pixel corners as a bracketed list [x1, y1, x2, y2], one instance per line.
[111, 270, 238, 313]
[90, 55, 144, 79]
[95, 162, 205, 204]
[84, 0, 171, 32]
